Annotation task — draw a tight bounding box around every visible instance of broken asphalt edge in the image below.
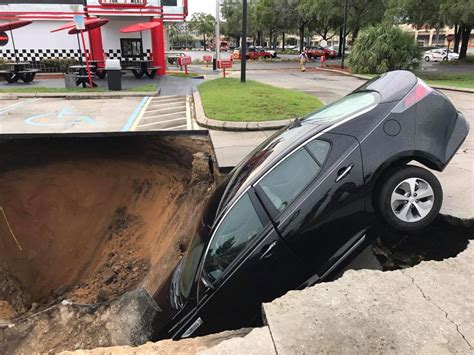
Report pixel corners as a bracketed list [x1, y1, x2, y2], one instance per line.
[192, 91, 294, 132]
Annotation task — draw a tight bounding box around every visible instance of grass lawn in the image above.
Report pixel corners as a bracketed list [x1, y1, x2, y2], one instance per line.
[352, 72, 474, 90]
[199, 78, 324, 122]
[417, 72, 474, 89]
[167, 71, 202, 78]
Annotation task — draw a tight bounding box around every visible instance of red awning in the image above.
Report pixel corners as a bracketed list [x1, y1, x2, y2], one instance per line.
[120, 22, 160, 33]
[0, 20, 32, 32]
[51, 18, 108, 33]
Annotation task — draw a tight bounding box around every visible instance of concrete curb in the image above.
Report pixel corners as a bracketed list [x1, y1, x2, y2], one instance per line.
[192, 91, 293, 131]
[314, 68, 474, 93]
[0, 91, 158, 100]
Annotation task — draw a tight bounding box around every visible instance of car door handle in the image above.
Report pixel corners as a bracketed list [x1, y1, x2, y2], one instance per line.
[336, 164, 354, 182]
[259, 241, 278, 260]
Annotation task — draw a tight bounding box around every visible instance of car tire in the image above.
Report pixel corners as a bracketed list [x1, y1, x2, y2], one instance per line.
[376, 165, 442, 231]
[424, 56, 430, 62]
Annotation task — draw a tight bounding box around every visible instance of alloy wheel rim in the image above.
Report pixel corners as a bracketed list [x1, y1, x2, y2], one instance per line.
[390, 177, 435, 223]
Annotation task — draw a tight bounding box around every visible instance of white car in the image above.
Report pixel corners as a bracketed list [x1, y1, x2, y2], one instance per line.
[424, 49, 459, 62]
[258, 46, 278, 58]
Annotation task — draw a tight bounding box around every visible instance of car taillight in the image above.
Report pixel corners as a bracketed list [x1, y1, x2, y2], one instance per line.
[403, 80, 432, 109]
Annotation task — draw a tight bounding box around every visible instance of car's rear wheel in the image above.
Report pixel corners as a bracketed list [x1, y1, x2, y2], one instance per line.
[424, 56, 430, 62]
[376, 166, 442, 231]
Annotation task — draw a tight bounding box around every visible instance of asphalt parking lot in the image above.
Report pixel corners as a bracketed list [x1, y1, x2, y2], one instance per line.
[0, 97, 146, 134]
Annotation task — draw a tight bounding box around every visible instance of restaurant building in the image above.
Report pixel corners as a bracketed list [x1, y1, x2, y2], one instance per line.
[0, 0, 188, 74]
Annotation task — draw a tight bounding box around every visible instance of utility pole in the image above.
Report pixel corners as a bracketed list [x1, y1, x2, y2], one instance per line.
[241, 0, 248, 83]
[341, 0, 348, 70]
[215, 0, 221, 62]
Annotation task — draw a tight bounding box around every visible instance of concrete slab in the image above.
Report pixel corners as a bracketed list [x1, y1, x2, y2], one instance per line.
[263, 243, 474, 354]
[199, 327, 276, 355]
[209, 130, 268, 170]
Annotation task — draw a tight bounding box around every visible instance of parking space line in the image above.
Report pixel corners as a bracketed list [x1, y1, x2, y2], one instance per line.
[0, 98, 41, 118]
[137, 117, 186, 128]
[121, 96, 150, 132]
[161, 124, 187, 131]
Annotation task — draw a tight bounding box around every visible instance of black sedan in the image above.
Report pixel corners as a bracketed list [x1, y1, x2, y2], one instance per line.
[152, 70, 469, 340]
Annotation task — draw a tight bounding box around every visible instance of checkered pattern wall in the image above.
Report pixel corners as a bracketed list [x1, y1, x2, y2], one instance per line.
[0, 48, 153, 62]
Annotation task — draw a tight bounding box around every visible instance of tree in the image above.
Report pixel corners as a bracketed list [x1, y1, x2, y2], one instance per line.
[386, 0, 473, 60]
[221, 0, 245, 46]
[188, 12, 215, 51]
[440, 0, 474, 60]
[349, 24, 421, 74]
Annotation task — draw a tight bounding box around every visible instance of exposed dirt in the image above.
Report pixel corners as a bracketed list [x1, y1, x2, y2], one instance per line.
[0, 134, 217, 328]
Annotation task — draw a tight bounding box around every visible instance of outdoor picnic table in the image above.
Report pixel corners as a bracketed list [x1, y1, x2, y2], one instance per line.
[0, 61, 40, 83]
[124, 60, 160, 79]
[89, 60, 107, 79]
[68, 64, 97, 88]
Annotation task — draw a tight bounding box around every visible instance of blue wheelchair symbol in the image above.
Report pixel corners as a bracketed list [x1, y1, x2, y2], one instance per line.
[25, 107, 94, 127]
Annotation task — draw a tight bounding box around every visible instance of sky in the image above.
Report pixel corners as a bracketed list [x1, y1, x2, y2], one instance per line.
[188, 1, 215, 16]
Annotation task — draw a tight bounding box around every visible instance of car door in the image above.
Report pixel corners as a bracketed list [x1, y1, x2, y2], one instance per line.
[174, 189, 309, 338]
[255, 133, 369, 281]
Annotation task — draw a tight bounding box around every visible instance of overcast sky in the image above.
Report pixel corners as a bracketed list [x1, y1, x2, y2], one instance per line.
[188, 2, 215, 16]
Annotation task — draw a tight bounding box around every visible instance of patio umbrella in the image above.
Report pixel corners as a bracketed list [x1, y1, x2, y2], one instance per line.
[0, 20, 33, 62]
[51, 18, 108, 63]
[120, 22, 161, 59]
[51, 18, 108, 88]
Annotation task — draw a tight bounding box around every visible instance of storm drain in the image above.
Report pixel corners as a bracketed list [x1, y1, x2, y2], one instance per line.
[133, 96, 190, 131]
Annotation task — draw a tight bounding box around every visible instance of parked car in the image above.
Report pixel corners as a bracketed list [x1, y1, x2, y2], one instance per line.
[262, 47, 278, 58]
[152, 70, 469, 341]
[232, 47, 272, 60]
[246, 46, 272, 60]
[424, 49, 459, 62]
[306, 46, 337, 59]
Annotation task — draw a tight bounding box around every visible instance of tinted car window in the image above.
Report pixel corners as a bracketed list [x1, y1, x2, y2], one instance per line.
[204, 193, 264, 282]
[303, 92, 378, 124]
[306, 139, 330, 165]
[258, 148, 320, 212]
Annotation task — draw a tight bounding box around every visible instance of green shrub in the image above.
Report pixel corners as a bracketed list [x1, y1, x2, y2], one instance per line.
[349, 24, 422, 74]
[41, 58, 79, 72]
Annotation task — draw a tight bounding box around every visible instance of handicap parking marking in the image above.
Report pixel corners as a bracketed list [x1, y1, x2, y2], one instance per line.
[24, 107, 95, 127]
[0, 98, 41, 117]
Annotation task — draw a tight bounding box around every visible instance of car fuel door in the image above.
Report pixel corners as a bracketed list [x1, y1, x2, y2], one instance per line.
[174, 189, 308, 339]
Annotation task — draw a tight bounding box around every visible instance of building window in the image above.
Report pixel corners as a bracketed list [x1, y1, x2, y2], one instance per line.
[162, 0, 177, 5]
[121, 38, 143, 57]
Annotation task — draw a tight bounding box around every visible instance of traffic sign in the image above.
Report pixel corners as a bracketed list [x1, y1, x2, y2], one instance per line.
[178, 56, 192, 66]
[320, 40, 328, 48]
[447, 34, 454, 43]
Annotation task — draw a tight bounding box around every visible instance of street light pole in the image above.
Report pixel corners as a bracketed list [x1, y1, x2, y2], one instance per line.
[341, 0, 348, 70]
[215, 0, 221, 62]
[241, 0, 248, 83]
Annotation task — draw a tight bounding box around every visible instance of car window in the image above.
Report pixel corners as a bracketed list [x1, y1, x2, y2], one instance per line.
[203, 193, 264, 282]
[303, 92, 379, 124]
[258, 148, 321, 212]
[306, 139, 331, 165]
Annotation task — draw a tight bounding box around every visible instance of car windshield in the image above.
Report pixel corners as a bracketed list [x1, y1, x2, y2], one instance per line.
[303, 91, 379, 124]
